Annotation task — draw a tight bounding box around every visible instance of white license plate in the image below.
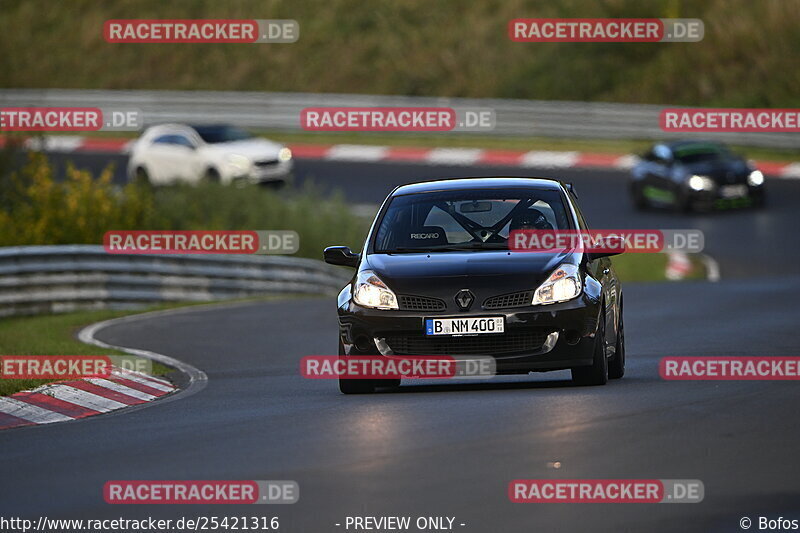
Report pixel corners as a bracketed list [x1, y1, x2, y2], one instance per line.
[720, 185, 747, 198]
[425, 316, 504, 336]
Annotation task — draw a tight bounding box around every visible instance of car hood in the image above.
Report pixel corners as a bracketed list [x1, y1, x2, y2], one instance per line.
[203, 138, 284, 159]
[679, 158, 750, 183]
[365, 250, 575, 301]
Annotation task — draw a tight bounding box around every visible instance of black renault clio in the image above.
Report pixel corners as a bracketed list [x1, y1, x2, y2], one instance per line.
[324, 177, 625, 394]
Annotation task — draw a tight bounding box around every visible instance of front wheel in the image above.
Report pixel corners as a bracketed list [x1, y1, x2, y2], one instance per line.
[133, 166, 152, 186]
[338, 340, 376, 394]
[608, 302, 625, 379]
[202, 167, 221, 184]
[571, 312, 608, 386]
[631, 183, 648, 211]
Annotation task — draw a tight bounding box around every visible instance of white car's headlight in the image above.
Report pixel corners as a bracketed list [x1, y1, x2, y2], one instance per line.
[688, 175, 715, 191]
[278, 147, 292, 162]
[747, 170, 764, 186]
[532, 263, 582, 305]
[225, 154, 251, 173]
[353, 270, 398, 310]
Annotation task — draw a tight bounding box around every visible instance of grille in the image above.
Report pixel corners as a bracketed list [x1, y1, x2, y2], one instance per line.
[483, 291, 533, 310]
[254, 159, 279, 167]
[383, 330, 550, 356]
[398, 295, 446, 312]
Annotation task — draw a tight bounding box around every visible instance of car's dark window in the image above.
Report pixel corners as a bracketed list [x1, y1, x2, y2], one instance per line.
[193, 125, 253, 144]
[171, 135, 195, 148]
[373, 188, 571, 253]
[673, 143, 732, 164]
[151, 134, 174, 145]
[151, 134, 194, 148]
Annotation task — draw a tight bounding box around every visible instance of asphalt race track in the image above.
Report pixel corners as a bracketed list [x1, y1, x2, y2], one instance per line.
[2, 152, 800, 532]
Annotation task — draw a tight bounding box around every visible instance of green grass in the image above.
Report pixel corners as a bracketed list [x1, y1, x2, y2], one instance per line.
[1, 0, 798, 107]
[612, 252, 706, 283]
[0, 307, 178, 396]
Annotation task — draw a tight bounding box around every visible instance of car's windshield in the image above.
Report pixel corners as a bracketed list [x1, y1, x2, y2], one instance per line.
[673, 143, 733, 164]
[373, 187, 571, 253]
[193, 125, 253, 144]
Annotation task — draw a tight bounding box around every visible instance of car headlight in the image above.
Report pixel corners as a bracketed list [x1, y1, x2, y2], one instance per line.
[353, 270, 398, 310]
[532, 263, 582, 305]
[688, 175, 715, 191]
[278, 147, 292, 162]
[747, 170, 764, 186]
[225, 154, 251, 173]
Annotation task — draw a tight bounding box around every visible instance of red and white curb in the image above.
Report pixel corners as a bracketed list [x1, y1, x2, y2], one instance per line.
[0, 368, 175, 430]
[665, 252, 721, 282]
[3, 135, 799, 178]
[0, 306, 210, 431]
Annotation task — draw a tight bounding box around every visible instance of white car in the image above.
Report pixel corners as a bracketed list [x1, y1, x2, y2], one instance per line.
[127, 124, 293, 186]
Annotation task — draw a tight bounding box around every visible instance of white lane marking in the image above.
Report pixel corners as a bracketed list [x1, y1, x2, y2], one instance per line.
[24, 136, 84, 152]
[614, 154, 640, 169]
[520, 151, 579, 168]
[779, 163, 800, 179]
[326, 144, 388, 161]
[0, 397, 73, 423]
[425, 148, 483, 166]
[41, 384, 128, 412]
[86, 378, 157, 401]
[701, 254, 721, 282]
[119, 140, 136, 154]
[112, 369, 174, 392]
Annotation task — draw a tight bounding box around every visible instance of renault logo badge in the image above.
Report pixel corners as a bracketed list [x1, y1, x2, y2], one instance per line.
[455, 289, 474, 311]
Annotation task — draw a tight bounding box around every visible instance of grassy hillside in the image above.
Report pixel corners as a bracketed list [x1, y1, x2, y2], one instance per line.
[1, 0, 798, 106]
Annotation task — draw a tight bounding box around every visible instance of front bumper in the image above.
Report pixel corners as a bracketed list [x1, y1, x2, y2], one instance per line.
[689, 183, 764, 209]
[338, 293, 601, 373]
[233, 160, 294, 184]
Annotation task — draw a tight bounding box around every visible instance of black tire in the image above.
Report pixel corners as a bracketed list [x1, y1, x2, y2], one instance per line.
[202, 168, 221, 183]
[677, 190, 694, 213]
[133, 166, 151, 186]
[608, 301, 625, 379]
[632, 183, 648, 211]
[571, 310, 608, 386]
[338, 340, 376, 394]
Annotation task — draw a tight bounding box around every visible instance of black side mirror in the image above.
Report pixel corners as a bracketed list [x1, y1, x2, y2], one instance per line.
[323, 246, 360, 267]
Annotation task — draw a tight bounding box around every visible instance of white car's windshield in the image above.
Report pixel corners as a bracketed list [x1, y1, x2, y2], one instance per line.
[193, 125, 253, 144]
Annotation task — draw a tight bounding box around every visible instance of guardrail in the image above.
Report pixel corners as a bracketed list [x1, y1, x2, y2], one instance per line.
[1, 89, 797, 149]
[0, 245, 350, 317]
